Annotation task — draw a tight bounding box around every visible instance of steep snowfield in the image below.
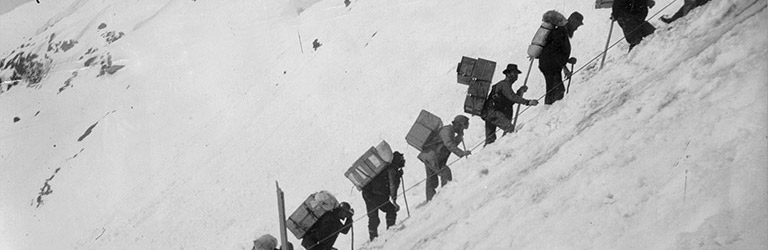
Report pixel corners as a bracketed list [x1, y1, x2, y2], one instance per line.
[0, 0, 765, 250]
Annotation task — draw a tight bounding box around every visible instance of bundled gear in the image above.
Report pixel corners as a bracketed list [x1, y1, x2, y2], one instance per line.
[253, 234, 277, 250]
[286, 191, 339, 239]
[528, 10, 567, 58]
[252, 234, 294, 250]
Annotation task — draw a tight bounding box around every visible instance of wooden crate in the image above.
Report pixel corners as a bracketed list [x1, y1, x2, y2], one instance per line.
[595, 0, 613, 9]
[457, 57, 496, 85]
[345, 147, 388, 190]
[286, 191, 338, 239]
[471, 58, 496, 83]
[457, 56, 476, 85]
[405, 110, 443, 151]
[464, 79, 491, 116]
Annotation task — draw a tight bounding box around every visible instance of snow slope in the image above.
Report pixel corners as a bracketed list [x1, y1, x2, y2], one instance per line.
[0, 0, 765, 249]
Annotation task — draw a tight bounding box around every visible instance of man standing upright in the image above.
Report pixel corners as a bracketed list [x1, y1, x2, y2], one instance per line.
[613, 0, 656, 51]
[418, 115, 471, 201]
[482, 64, 539, 146]
[539, 11, 583, 105]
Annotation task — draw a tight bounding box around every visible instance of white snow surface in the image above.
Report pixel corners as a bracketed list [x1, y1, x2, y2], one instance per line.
[0, 0, 766, 249]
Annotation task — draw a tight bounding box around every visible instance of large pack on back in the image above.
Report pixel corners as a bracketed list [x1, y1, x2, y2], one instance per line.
[456, 56, 496, 85]
[286, 191, 339, 239]
[527, 10, 564, 58]
[405, 110, 443, 152]
[345, 140, 394, 190]
[464, 79, 491, 116]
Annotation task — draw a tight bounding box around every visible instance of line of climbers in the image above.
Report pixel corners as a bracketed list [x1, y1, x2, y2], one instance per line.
[252, 0, 711, 249]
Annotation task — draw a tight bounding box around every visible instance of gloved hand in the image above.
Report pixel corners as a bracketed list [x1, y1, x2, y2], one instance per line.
[563, 67, 573, 79]
[568, 57, 577, 64]
[390, 198, 400, 212]
[527, 99, 539, 106]
[461, 150, 472, 157]
[517, 85, 528, 95]
[649, 0, 656, 8]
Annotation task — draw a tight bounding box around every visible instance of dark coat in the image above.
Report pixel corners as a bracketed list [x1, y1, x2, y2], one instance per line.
[485, 78, 528, 117]
[538, 25, 571, 73]
[301, 209, 351, 250]
[613, 0, 653, 19]
[361, 157, 404, 198]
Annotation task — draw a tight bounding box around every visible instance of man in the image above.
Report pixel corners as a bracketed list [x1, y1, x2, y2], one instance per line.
[361, 151, 405, 240]
[418, 115, 472, 201]
[482, 63, 539, 146]
[660, 0, 710, 23]
[612, 0, 656, 51]
[539, 12, 583, 105]
[300, 202, 354, 250]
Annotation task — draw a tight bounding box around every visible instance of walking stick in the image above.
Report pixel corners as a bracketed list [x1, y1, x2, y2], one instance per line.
[461, 140, 469, 158]
[400, 176, 411, 217]
[566, 62, 575, 94]
[600, 20, 615, 69]
[350, 223, 354, 250]
[511, 58, 534, 132]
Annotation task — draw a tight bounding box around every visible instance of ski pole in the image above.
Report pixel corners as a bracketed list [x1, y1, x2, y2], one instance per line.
[401, 176, 411, 217]
[566, 62, 575, 94]
[511, 58, 534, 132]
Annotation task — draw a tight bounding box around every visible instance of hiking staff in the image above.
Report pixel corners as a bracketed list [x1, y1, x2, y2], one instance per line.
[400, 176, 411, 217]
[566, 57, 576, 94]
[461, 140, 469, 158]
[511, 58, 535, 132]
[601, 20, 615, 69]
[350, 223, 354, 250]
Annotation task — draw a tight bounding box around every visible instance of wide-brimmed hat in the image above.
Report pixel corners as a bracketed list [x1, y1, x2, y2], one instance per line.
[502, 64, 523, 74]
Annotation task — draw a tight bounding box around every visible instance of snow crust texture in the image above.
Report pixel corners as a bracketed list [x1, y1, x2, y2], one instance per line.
[0, 0, 765, 249]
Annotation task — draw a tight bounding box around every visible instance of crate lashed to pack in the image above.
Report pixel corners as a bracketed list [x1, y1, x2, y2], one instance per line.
[456, 56, 496, 85]
[345, 140, 394, 190]
[285, 190, 339, 239]
[405, 110, 443, 152]
[457, 56, 496, 116]
[464, 79, 492, 116]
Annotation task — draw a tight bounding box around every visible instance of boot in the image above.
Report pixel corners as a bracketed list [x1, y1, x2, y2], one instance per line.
[660, 15, 673, 24]
[369, 230, 378, 241]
